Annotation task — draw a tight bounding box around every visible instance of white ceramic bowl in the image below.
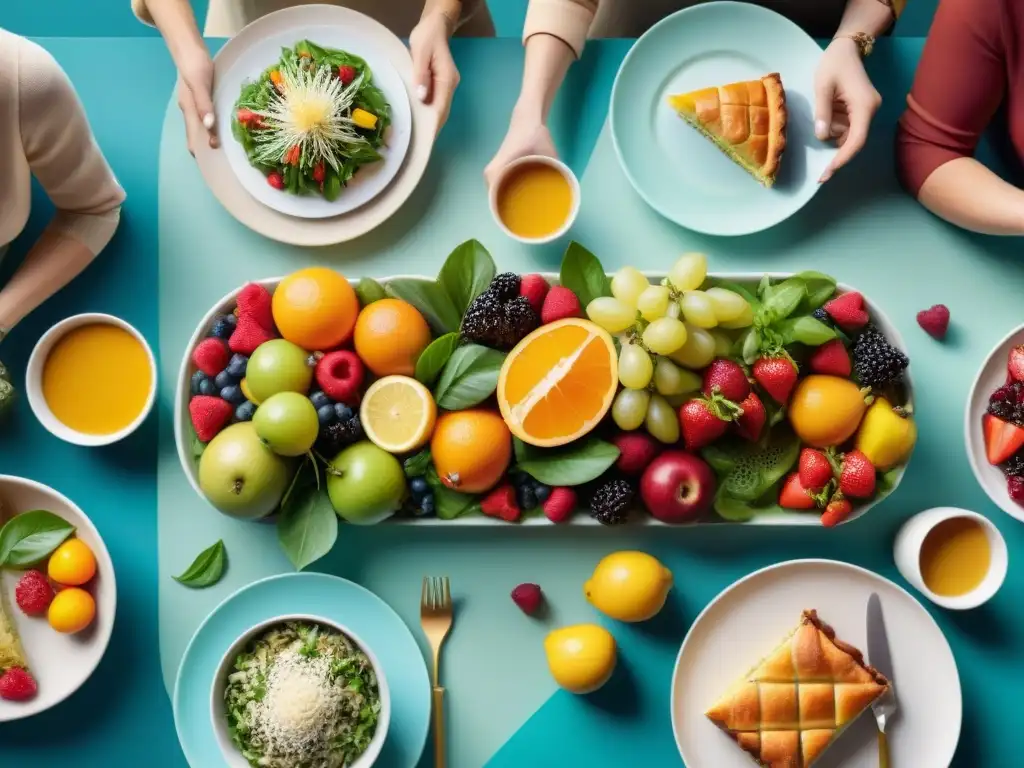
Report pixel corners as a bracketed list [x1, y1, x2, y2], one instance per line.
[488, 155, 581, 245]
[25, 313, 157, 447]
[177, 273, 912, 526]
[965, 322, 1024, 522]
[211, 614, 391, 768]
[0, 475, 117, 722]
[894, 506, 1008, 610]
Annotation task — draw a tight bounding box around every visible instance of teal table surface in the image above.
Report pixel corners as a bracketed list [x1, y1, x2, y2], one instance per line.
[0, 34, 1022, 768]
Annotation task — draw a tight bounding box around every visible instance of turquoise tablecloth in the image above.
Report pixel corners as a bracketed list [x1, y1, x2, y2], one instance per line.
[0, 31, 1022, 768]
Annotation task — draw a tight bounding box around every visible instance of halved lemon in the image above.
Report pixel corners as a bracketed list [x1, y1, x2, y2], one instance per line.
[360, 375, 437, 453]
[497, 318, 618, 447]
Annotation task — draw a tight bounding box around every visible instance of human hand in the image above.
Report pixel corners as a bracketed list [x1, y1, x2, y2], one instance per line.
[176, 45, 218, 155]
[813, 37, 881, 183]
[484, 108, 558, 188]
[410, 11, 459, 132]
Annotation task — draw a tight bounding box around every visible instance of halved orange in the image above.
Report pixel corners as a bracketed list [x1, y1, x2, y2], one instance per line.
[497, 318, 618, 447]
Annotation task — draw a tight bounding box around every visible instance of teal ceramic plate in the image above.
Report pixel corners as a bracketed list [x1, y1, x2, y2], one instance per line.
[173, 573, 430, 767]
[610, 2, 837, 236]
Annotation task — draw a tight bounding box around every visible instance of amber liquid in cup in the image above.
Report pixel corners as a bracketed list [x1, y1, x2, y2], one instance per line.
[919, 516, 992, 597]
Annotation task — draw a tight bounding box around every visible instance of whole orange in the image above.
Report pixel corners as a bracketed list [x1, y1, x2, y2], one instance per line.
[47, 538, 97, 586]
[431, 409, 512, 494]
[272, 267, 358, 351]
[354, 299, 431, 377]
[48, 587, 96, 634]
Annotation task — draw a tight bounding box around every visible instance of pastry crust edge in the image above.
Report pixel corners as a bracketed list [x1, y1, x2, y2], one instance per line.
[760, 72, 787, 188]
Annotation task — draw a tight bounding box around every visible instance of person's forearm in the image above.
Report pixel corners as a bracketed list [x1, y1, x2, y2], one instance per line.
[513, 33, 574, 125]
[145, 0, 206, 66]
[917, 158, 1024, 236]
[836, 0, 896, 38]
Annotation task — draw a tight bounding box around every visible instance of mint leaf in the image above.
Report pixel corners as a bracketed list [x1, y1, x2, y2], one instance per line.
[761, 278, 806, 321]
[437, 239, 496, 316]
[559, 241, 610, 308]
[173, 540, 227, 588]
[277, 486, 338, 571]
[516, 437, 620, 486]
[0, 510, 75, 568]
[385, 278, 461, 335]
[777, 316, 836, 347]
[434, 344, 504, 410]
[415, 332, 459, 387]
[793, 271, 837, 310]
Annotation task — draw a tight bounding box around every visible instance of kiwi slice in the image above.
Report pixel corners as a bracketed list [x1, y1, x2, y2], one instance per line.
[714, 429, 801, 502]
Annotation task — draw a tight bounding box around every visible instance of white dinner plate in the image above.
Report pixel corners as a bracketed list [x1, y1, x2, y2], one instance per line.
[671, 559, 961, 767]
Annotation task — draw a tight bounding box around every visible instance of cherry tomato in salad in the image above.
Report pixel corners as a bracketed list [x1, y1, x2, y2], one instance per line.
[313, 163, 326, 183]
[236, 108, 265, 129]
[284, 146, 300, 166]
[337, 65, 356, 86]
[267, 172, 285, 190]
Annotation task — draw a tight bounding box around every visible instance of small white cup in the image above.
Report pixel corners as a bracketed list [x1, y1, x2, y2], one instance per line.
[894, 507, 1008, 610]
[489, 154, 581, 245]
[26, 313, 157, 447]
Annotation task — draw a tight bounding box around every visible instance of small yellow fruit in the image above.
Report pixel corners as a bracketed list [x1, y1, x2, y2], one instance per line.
[856, 397, 917, 470]
[48, 587, 96, 634]
[584, 551, 673, 622]
[544, 624, 617, 694]
[788, 375, 868, 448]
[47, 538, 97, 586]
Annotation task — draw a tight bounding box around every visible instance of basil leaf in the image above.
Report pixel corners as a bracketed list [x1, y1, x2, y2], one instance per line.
[761, 278, 806, 321]
[414, 332, 459, 387]
[277, 486, 338, 571]
[434, 344, 505, 410]
[425, 470, 480, 520]
[516, 437, 620, 486]
[385, 279, 461, 335]
[437, 239, 496, 316]
[173, 540, 227, 588]
[757, 275, 772, 300]
[778, 316, 836, 347]
[0, 510, 75, 568]
[190, 432, 206, 460]
[355, 277, 387, 307]
[404, 449, 432, 478]
[741, 328, 761, 364]
[513, 437, 532, 463]
[559, 241, 611, 308]
[793, 271, 837, 310]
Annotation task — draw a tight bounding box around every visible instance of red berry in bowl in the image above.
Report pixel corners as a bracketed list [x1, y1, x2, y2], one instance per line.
[1008, 476, 1024, 505]
[0, 668, 37, 701]
[315, 350, 365, 404]
[511, 583, 543, 615]
[15, 570, 54, 615]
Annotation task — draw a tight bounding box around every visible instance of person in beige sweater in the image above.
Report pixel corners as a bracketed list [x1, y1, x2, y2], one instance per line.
[0, 29, 125, 347]
[134, 0, 494, 155]
[485, 0, 905, 187]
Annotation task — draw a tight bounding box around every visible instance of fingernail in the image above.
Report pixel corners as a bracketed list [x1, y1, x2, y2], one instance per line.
[814, 119, 828, 139]
[203, 113, 215, 130]
[415, 84, 428, 102]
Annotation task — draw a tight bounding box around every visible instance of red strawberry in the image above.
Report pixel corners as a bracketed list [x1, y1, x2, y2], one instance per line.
[542, 487, 576, 523]
[679, 397, 728, 451]
[734, 391, 766, 442]
[229, 316, 276, 355]
[779, 473, 816, 510]
[189, 395, 233, 442]
[798, 448, 833, 492]
[983, 413, 1024, 464]
[337, 65, 357, 85]
[1008, 345, 1024, 382]
[315, 350, 364, 404]
[702, 358, 750, 403]
[824, 291, 869, 331]
[510, 583, 543, 614]
[192, 338, 230, 376]
[611, 432, 660, 476]
[236, 283, 275, 331]
[809, 339, 851, 377]
[839, 450, 876, 498]
[480, 484, 520, 522]
[753, 356, 798, 404]
[540, 286, 582, 325]
[820, 497, 853, 527]
[916, 304, 950, 340]
[0, 668, 37, 701]
[15, 570, 54, 616]
[519, 274, 550, 316]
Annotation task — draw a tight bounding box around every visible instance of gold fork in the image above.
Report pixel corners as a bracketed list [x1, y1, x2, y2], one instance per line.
[421, 576, 453, 768]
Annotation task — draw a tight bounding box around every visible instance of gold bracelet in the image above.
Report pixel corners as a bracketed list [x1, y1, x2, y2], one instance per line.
[834, 32, 875, 58]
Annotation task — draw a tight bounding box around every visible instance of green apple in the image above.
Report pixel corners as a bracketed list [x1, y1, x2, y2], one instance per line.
[327, 441, 406, 525]
[247, 339, 313, 403]
[199, 422, 292, 519]
[253, 392, 319, 457]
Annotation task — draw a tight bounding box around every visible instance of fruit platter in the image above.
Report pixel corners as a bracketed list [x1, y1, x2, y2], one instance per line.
[175, 241, 915, 564]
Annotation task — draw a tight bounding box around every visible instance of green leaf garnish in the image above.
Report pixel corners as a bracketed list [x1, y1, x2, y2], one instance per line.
[385, 279, 461, 335]
[277, 485, 338, 571]
[414, 332, 459, 387]
[0, 510, 76, 569]
[433, 344, 505, 410]
[515, 437, 620, 486]
[777, 316, 837, 347]
[559, 241, 611, 308]
[436, 239, 496, 317]
[173, 540, 227, 588]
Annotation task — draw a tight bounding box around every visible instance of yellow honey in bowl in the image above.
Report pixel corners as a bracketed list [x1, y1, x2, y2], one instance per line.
[42, 323, 152, 435]
[496, 162, 573, 239]
[919, 516, 992, 597]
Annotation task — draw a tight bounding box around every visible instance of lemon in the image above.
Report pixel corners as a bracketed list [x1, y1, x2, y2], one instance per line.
[788, 375, 867, 448]
[584, 551, 673, 622]
[856, 397, 917, 470]
[544, 624, 617, 694]
[359, 375, 437, 453]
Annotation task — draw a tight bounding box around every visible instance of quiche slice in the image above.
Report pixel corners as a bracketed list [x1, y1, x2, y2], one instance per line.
[706, 610, 889, 768]
[667, 73, 787, 187]
[0, 581, 28, 673]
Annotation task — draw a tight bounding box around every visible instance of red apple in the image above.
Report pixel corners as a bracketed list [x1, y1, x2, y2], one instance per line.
[639, 450, 716, 523]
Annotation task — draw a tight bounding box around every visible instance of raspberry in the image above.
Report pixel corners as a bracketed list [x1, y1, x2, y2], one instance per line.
[510, 583, 543, 615]
[235, 282, 275, 331]
[824, 291, 869, 331]
[1009, 476, 1024, 504]
[916, 304, 950, 340]
[0, 668, 37, 701]
[189, 395, 233, 442]
[542, 487, 576, 523]
[480, 484, 520, 522]
[192, 338, 230, 377]
[540, 286, 582, 325]
[519, 274, 549, 315]
[15, 570, 54, 615]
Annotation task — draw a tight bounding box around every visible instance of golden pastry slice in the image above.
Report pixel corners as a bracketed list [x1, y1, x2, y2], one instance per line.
[705, 610, 889, 768]
[0, 583, 28, 673]
[667, 73, 787, 187]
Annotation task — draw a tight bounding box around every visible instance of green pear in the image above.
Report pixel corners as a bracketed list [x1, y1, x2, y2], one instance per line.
[327, 441, 406, 525]
[199, 422, 292, 519]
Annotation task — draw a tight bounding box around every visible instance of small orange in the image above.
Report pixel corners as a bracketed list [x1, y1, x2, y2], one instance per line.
[272, 267, 358, 351]
[47, 538, 97, 586]
[431, 409, 512, 493]
[48, 587, 96, 634]
[788, 375, 868, 448]
[497, 318, 617, 447]
[353, 299, 431, 377]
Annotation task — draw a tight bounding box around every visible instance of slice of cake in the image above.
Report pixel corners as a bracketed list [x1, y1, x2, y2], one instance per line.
[706, 610, 889, 767]
[667, 73, 787, 187]
[0, 583, 28, 674]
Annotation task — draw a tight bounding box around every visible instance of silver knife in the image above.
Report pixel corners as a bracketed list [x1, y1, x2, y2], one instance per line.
[867, 593, 898, 768]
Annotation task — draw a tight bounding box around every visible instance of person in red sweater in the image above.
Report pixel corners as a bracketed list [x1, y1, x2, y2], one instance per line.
[897, 0, 1024, 234]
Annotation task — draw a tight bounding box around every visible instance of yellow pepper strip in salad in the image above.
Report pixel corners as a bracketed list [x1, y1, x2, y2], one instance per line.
[352, 108, 378, 130]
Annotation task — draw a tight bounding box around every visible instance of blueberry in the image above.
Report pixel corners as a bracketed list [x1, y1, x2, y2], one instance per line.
[410, 477, 429, 496]
[235, 401, 256, 421]
[226, 354, 248, 378]
[215, 370, 238, 390]
[210, 317, 234, 340]
[310, 391, 331, 409]
[221, 385, 245, 405]
[517, 485, 538, 511]
[317, 404, 337, 426]
[224, 313, 237, 327]
[190, 371, 208, 396]
[335, 403, 353, 421]
[534, 482, 551, 503]
[420, 494, 436, 515]
[198, 378, 216, 396]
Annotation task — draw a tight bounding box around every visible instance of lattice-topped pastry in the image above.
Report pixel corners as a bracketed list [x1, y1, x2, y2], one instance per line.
[667, 73, 787, 187]
[706, 610, 889, 767]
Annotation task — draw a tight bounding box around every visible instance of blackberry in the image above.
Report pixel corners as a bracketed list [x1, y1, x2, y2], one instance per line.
[589, 479, 634, 525]
[812, 307, 832, 327]
[989, 399, 1016, 422]
[317, 414, 365, 456]
[489, 272, 521, 301]
[461, 291, 505, 347]
[853, 325, 909, 389]
[500, 297, 540, 349]
[1004, 452, 1024, 478]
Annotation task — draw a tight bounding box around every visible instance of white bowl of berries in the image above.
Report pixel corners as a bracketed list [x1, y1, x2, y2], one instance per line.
[965, 322, 1024, 523]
